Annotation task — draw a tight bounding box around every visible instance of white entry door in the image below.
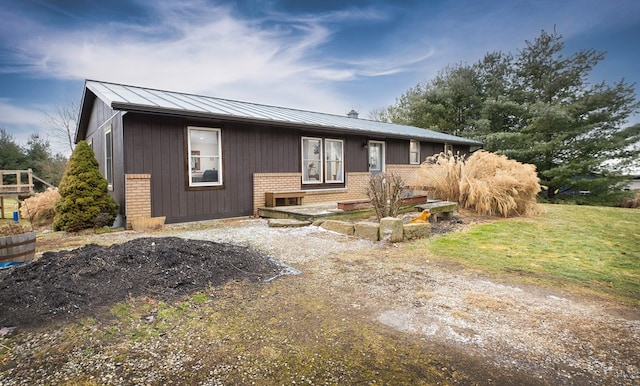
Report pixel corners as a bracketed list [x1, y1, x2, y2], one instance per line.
[368, 141, 385, 175]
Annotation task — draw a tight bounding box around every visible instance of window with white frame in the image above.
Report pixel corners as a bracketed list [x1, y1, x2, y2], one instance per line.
[104, 125, 113, 189]
[444, 143, 453, 153]
[302, 137, 323, 184]
[302, 137, 344, 184]
[410, 140, 420, 164]
[325, 139, 344, 183]
[188, 127, 222, 186]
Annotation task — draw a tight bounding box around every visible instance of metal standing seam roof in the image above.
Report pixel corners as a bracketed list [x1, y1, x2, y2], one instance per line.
[84, 80, 483, 146]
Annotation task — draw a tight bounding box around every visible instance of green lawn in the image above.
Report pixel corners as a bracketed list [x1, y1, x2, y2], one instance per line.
[0, 198, 21, 225]
[424, 204, 640, 306]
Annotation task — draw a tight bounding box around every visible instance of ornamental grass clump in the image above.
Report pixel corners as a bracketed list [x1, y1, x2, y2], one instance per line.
[620, 191, 640, 208]
[20, 187, 61, 227]
[413, 151, 464, 202]
[53, 141, 118, 232]
[460, 151, 541, 217]
[414, 150, 540, 217]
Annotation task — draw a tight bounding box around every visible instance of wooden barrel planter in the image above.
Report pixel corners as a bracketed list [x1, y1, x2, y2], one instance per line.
[0, 231, 36, 263]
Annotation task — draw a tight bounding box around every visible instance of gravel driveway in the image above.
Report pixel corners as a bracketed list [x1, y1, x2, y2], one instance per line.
[165, 218, 640, 385]
[7, 217, 640, 385]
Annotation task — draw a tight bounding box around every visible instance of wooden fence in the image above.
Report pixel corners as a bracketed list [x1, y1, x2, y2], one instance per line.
[0, 169, 54, 219]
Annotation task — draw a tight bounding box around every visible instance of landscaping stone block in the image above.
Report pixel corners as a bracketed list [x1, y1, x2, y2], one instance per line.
[415, 201, 458, 223]
[268, 219, 311, 228]
[312, 219, 326, 227]
[354, 222, 380, 241]
[403, 222, 431, 240]
[321, 220, 355, 236]
[380, 217, 403, 243]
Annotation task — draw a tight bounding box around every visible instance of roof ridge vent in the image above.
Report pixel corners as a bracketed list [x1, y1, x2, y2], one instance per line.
[347, 109, 359, 118]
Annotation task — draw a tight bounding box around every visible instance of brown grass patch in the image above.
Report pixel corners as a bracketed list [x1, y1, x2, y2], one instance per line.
[464, 292, 515, 311]
[620, 191, 640, 208]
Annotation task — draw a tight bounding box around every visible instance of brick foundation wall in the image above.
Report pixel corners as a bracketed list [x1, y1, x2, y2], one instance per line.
[303, 172, 370, 204]
[125, 174, 151, 229]
[386, 164, 422, 186]
[252, 172, 371, 214]
[253, 173, 301, 214]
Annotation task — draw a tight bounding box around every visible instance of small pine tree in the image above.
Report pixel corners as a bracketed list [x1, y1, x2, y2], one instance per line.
[53, 141, 118, 232]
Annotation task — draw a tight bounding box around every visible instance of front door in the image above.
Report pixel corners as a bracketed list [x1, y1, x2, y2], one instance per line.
[368, 141, 385, 175]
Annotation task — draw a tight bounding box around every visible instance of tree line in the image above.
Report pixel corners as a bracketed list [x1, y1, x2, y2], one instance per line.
[381, 30, 640, 203]
[0, 128, 67, 188]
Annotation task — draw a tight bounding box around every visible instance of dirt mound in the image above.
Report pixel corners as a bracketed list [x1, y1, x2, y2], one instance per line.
[0, 237, 292, 328]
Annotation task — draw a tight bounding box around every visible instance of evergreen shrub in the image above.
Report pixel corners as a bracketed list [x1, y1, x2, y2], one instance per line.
[53, 141, 118, 232]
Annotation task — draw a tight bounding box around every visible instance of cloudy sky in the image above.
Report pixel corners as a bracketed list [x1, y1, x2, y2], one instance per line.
[1, 0, 639, 155]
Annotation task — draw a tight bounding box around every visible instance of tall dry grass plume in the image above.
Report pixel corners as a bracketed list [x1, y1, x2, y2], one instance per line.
[20, 187, 61, 227]
[461, 151, 541, 216]
[413, 151, 464, 202]
[621, 191, 640, 208]
[414, 150, 541, 217]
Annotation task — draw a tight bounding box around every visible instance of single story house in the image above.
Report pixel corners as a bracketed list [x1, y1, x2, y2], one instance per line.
[75, 80, 483, 227]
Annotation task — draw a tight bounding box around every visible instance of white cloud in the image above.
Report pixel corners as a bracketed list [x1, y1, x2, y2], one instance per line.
[4, 0, 637, 121]
[5, 1, 413, 115]
[0, 99, 72, 155]
[0, 99, 43, 126]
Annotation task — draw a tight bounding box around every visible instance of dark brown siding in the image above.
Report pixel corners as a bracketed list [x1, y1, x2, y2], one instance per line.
[345, 135, 369, 172]
[123, 114, 301, 223]
[453, 144, 472, 156]
[421, 142, 443, 160]
[419, 142, 472, 161]
[386, 138, 409, 164]
[120, 112, 462, 223]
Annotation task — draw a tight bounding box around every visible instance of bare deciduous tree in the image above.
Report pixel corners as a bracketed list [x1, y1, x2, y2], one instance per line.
[365, 172, 406, 221]
[367, 106, 391, 122]
[43, 100, 78, 154]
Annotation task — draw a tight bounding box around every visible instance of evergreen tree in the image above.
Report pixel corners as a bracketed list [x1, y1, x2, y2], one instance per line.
[388, 30, 640, 202]
[0, 128, 25, 170]
[53, 141, 118, 232]
[501, 31, 639, 199]
[25, 134, 67, 187]
[388, 64, 484, 137]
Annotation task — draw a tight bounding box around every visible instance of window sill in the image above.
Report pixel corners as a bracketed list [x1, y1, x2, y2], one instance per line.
[301, 186, 348, 194]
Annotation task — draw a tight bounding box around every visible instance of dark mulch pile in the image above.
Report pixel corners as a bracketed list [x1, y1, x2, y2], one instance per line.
[0, 237, 292, 329]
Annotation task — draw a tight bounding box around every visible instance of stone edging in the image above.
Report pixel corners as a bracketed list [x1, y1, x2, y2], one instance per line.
[269, 217, 431, 242]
